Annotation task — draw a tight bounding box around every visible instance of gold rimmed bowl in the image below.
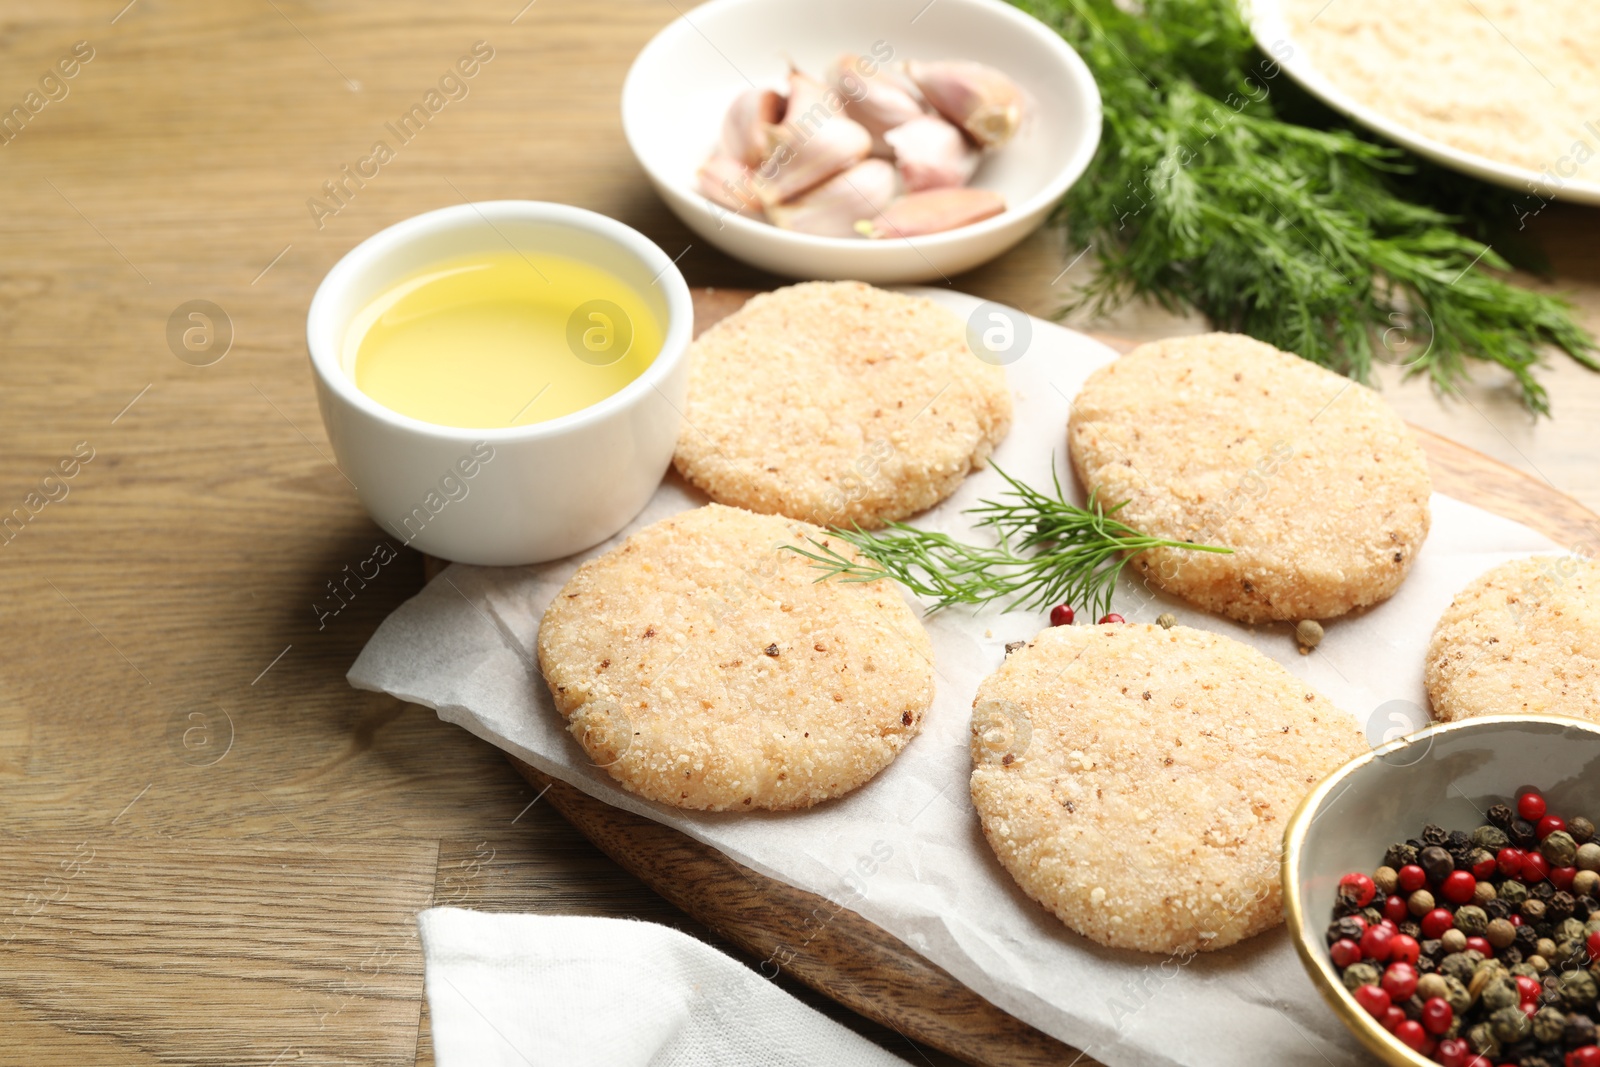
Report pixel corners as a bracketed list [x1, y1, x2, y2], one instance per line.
[1283, 714, 1600, 1066]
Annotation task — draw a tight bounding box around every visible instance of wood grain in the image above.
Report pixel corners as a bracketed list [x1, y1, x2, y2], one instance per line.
[0, 1, 1597, 1065]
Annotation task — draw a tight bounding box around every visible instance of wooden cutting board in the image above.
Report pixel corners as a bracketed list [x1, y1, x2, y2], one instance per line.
[483, 289, 1600, 1067]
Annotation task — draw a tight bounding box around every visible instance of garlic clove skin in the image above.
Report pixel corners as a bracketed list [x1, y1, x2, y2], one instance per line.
[904, 59, 1025, 148]
[696, 155, 764, 216]
[882, 114, 979, 192]
[720, 88, 784, 168]
[828, 53, 925, 157]
[766, 159, 899, 238]
[856, 187, 1005, 239]
[752, 111, 873, 206]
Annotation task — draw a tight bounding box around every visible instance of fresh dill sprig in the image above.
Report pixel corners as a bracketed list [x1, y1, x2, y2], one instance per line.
[1010, 0, 1597, 415]
[787, 464, 1231, 618]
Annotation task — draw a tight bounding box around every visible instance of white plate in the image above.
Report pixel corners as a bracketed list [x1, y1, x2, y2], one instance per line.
[1248, 0, 1600, 205]
[621, 0, 1102, 283]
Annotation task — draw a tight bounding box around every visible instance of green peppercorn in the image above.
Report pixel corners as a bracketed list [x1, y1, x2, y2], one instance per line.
[1499, 879, 1530, 906]
[1532, 1006, 1566, 1044]
[1442, 974, 1471, 1015]
[1455, 905, 1490, 936]
[1440, 951, 1479, 984]
[1156, 612, 1176, 630]
[1472, 825, 1511, 851]
[1480, 973, 1518, 1011]
[1561, 969, 1597, 1009]
[1489, 1005, 1531, 1043]
[1570, 816, 1595, 845]
[1373, 865, 1398, 896]
[1510, 962, 1540, 979]
[1342, 961, 1381, 991]
[1295, 619, 1324, 648]
[1542, 829, 1579, 868]
[1467, 1022, 1500, 1060]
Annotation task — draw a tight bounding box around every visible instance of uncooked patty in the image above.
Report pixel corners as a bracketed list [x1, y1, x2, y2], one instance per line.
[969, 622, 1364, 953]
[1068, 333, 1431, 623]
[536, 503, 935, 810]
[1426, 555, 1600, 723]
[673, 281, 1012, 530]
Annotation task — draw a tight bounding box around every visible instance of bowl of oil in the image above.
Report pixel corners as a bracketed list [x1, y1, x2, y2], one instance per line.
[307, 201, 694, 565]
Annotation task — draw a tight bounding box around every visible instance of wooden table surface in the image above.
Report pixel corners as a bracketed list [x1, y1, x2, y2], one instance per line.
[3, 2, 1598, 1065]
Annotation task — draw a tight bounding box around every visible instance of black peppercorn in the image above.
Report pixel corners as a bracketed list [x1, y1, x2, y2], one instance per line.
[1417, 954, 1437, 974]
[1570, 816, 1595, 845]
[1521, 1051, 1559, 1067]
[1422, 845, 1457, 881]
[1513, 818, 1539, 848]
[1489, 803, 1516, 830]
[1516, 924, 1540, 951]
[1422, 938, 1445, 958]
[1448, 828, 1472, 851]
[1567, 1014, 1598, 1049]
[1501, 944, 1525, 967]
[1423, 823, 1450, 846]
[1399, 920, 1422, 940]
[1574, 896, 1597, 921]
[1549, 892, 1576, 923]
[1487, 898, 1514, 920]
[1327, 916, 1365, 944]
[1362, 906, 1384, 926]
[1533, 880, 1556, 903]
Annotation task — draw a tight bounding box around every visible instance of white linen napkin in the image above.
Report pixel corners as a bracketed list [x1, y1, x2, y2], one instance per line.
[419, 907, 913, 1067]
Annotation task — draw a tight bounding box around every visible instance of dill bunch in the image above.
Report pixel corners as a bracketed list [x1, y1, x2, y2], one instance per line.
[788, 464, 1231, 618]
[1012, 0, 1597, 414]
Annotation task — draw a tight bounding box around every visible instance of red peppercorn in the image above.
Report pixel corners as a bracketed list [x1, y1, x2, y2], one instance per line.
[1339, 871, 1376, 908]
[1353, 983, 1390, 1018]
[1538, 814, 1566, 839]
[1330, 938, 1363, 967]
[1394, 1019, 1427, 1050]
[1435, 1037, 1468, 1067]
[1421, 996, 1453, 1035]
[1586, 930, 1600, 960]
[1461, 1057, 1491, 1067]
[1398, 864, 1427, 892]
[1382, 895, 1409, 923]
[1520, 1000, 1539, 1018]
[1388, 933, 1420, 965]
[1515, 975, 1541, 1003]
[1521, 852, 1551, 884]
[1568, 1047, 1600, 1067]
[1049, 604, 1074, 626]
[1510, 913, 1524, 928]
[1497, 848, 1525, 878]
[1098, 613, 1124, 624]
[1551, 866, 1577, 891]
[1518, 791, 1547, 821]
[1441, 870, 1477, 904]
[1382, 961, 1418, 1000]
[1465, 936, 1492, 957]
[1360, 924, 1394, 961]
[1420, 908, 1454, 939]
[1381, 1005, 1406, 1032]
[1471, 854, 1498, 880]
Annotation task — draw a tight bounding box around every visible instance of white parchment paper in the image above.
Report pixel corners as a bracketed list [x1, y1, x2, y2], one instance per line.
[350, 290, 1560, 1067]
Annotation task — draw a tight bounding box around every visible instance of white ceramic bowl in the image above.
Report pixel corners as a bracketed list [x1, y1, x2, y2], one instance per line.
[1249, 0, 1600, 205]
[1283, 714, 1600, 1067]
[306, 201, 693, 566]
[621, 0, 1102, 283]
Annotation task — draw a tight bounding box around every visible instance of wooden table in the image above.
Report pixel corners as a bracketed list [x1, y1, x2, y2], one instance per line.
[2, 3, 1597, 1065]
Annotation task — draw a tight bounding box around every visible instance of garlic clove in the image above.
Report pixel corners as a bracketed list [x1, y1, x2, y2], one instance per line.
[766, 159, 899, 238]
[828, 53, 925, 157]
[696, 155, 763, 216]
[904, 59, 1025, 148]
[720, 88, 784, 168]
[752, 110, 873, 205]
[882, 114, 979, 192]
[856, 187, 1005, 239]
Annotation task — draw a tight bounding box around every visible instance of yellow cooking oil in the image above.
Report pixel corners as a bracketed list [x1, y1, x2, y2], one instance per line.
[347, 250, 662, 428]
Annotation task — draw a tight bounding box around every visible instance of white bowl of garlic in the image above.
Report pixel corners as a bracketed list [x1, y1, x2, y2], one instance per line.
[621, 0, 1101, 284]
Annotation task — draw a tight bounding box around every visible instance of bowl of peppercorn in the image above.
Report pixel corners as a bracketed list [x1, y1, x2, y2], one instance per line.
[1282, 714, 1600, 1067]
